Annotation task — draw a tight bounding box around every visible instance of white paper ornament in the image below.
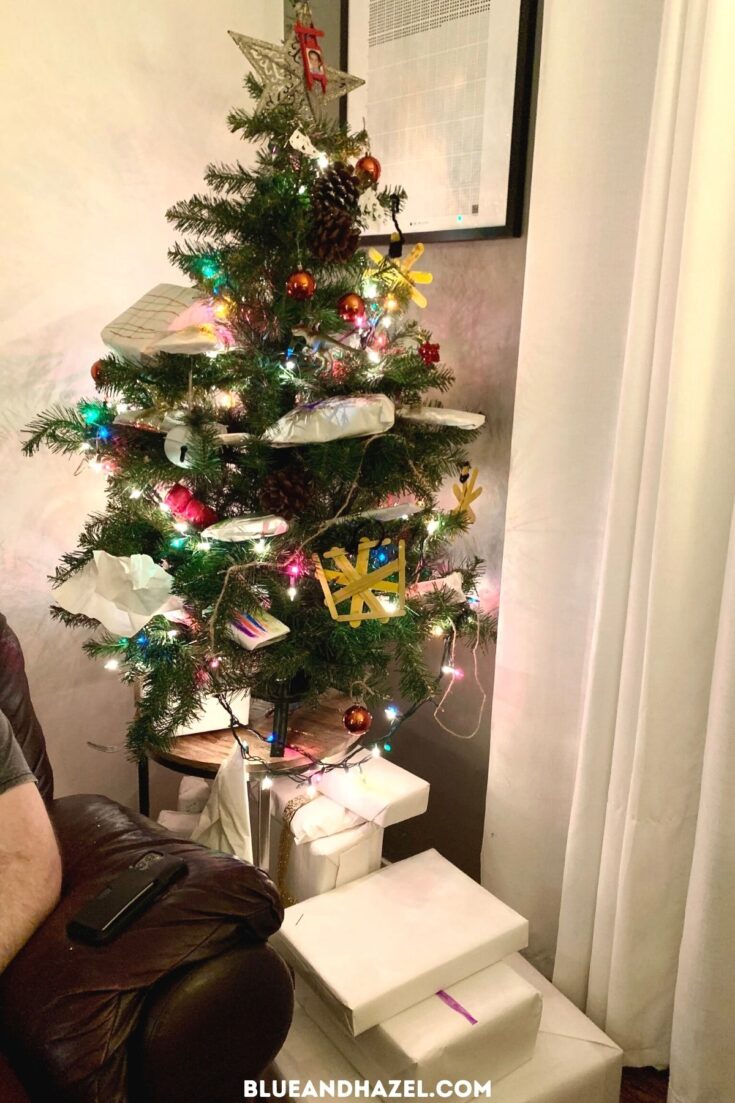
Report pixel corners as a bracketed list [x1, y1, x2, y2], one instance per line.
[202, 515, 289, 542]
[53, 551, 184, 636]
[227, 609, 290, 651]
[289, 128, 321, 158]
[396, 406, 485, 430]
[102, 284, 230, 364]
[263, 395, 395, 447]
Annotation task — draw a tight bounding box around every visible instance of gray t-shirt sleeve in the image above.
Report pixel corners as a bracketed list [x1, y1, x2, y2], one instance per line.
[0, 713, 36, 796]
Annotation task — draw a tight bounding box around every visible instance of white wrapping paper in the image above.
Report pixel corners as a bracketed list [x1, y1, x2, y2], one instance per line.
[175, 690, 251, 736]
[275, 967, 622, 1103]
[271, 777, 364, 844]
[295, 959, 541, 1090]
[272, 850, 528, 1035]
[177, 776, 212, 814]
[314, 756, 429, 829]
[102, 283, 228, 362]
[271, 819, 384, 903]
[202, 514, 289, 541]
[54, 551, 184, 636]
[157, 810, 199, 838]
[396, 405, 486, 429]
[263, 395, 395, 447]
[192, 745, 253, 863]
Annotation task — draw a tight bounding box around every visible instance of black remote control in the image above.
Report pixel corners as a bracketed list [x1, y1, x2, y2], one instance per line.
[67, 852, 187, 945]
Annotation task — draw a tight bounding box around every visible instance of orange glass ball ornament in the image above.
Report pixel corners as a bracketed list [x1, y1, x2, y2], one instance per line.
[337, 292, 366, 325]
[286, 269, 316, 301]
[91, 359, 105, 383]
[356, 155, 382, 185]
[343, 704, 373, 736]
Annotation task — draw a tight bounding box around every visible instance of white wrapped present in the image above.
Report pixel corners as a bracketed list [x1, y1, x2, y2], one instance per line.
[295, 959, 541, 1091]
[102, 283, 229, 363]
[272, 850, 528, 1035]
[263, 394, 394, 447]
[491, 954, 622, 1103]
[175, 690, 250, 737]
[156, 810, 199, 838]
[270, 777, 364, 844]
[271, 819, 383, 904]
[274, 959, 622, 1103]
[314, 756, 429, 828]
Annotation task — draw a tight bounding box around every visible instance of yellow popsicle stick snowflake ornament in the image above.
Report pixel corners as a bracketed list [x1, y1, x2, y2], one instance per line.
[313, 538, 406, 627]
[452, 463, 482, 524]
[366, 242, 433, 309]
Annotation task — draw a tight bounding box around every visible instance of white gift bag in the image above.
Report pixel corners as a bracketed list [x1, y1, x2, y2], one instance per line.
[192, 745, 253, 864]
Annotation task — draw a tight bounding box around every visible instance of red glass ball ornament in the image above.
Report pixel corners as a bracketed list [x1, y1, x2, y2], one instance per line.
[342, 704, 373, 736]
[91, 359, 105, 383]
[337, 292, 366, 325]
[355, 155, 382, 185]
[286, 269, 316, 301]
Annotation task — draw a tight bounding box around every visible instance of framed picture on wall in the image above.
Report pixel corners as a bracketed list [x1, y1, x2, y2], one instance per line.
[342, 0, 538, 242]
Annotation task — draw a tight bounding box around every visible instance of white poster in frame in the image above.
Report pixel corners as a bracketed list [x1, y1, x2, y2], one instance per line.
[346, 0, 537, 241]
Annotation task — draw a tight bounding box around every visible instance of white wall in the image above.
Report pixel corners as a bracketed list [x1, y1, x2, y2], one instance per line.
[0, 1, 281, 806]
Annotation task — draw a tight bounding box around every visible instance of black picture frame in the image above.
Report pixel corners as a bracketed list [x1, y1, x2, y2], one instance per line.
[340, 0, 538, 243]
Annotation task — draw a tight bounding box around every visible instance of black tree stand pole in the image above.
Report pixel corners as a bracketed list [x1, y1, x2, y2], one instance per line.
[270, 680, 290, 758]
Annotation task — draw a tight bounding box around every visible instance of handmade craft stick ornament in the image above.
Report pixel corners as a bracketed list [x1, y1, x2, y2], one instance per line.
[314, 538, 406, 627]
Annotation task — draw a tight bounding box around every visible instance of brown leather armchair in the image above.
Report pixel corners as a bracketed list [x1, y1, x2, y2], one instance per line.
[0, 614, 294, 1103]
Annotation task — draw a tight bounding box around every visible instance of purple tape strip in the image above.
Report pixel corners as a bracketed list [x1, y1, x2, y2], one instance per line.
[436, 990, 478, 1026]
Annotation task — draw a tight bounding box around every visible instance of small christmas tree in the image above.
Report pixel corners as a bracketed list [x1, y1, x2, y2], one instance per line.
[24, 3, 494, 766]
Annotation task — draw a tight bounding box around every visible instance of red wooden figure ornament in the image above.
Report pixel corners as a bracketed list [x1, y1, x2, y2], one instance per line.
[295, 21, 328, 94]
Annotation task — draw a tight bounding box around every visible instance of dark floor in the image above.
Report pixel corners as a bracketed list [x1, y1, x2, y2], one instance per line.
[621, 1067, 669, 1102]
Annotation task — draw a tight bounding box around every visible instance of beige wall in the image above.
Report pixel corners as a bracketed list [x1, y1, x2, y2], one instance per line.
[0, 1, 281, 809]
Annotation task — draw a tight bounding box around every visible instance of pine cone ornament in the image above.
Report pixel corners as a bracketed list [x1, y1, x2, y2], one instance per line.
[312, 162, 360, 214]
[309, 162, 361, 262]
[259, 466, 312, 520]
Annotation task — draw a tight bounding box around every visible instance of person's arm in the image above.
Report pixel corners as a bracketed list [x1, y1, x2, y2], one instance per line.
[0, 725, 61, 972]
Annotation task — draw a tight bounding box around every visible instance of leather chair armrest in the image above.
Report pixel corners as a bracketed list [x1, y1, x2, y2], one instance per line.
[0, 794, 284, 1103]
[129, 942, 294, 1103]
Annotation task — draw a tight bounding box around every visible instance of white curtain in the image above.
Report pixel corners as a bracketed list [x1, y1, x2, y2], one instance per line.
[482, 1, 735, 1100]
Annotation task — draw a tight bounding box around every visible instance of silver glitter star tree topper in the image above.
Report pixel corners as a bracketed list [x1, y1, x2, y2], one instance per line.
[229, 2, 364, 122]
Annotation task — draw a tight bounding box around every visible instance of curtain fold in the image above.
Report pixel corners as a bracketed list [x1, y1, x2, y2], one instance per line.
[483, 1, 735, 1098]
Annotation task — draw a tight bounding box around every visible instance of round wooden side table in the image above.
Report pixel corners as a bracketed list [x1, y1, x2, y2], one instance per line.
[138, 692, 362, 869]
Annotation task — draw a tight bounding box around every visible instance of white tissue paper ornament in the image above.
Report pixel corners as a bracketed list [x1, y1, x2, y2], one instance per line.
[202, 515, 289, 542]
[396, 406, 485, 430]
[54, 551, 184, 636]
[102, 284, 231, 363]
[263, 395, 395, 447]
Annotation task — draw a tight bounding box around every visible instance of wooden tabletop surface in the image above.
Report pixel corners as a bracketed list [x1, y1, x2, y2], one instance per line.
[149, 691, 362, 776]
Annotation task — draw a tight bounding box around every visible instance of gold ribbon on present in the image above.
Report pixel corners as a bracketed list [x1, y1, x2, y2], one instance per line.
[276, 794, 313, 907]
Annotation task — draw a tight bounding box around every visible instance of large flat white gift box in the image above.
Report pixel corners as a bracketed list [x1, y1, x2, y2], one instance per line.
[315, 756, 430, 827]
[272, 850, 528, 1035]
[273, 957, 622, 1103]
[295, 958, 541, 1090]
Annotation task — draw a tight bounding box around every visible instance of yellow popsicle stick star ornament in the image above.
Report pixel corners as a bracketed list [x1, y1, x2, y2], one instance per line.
[314, 538, 406, 628]
[367, 243, 433, 309]
[452, 464, 482, 524]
